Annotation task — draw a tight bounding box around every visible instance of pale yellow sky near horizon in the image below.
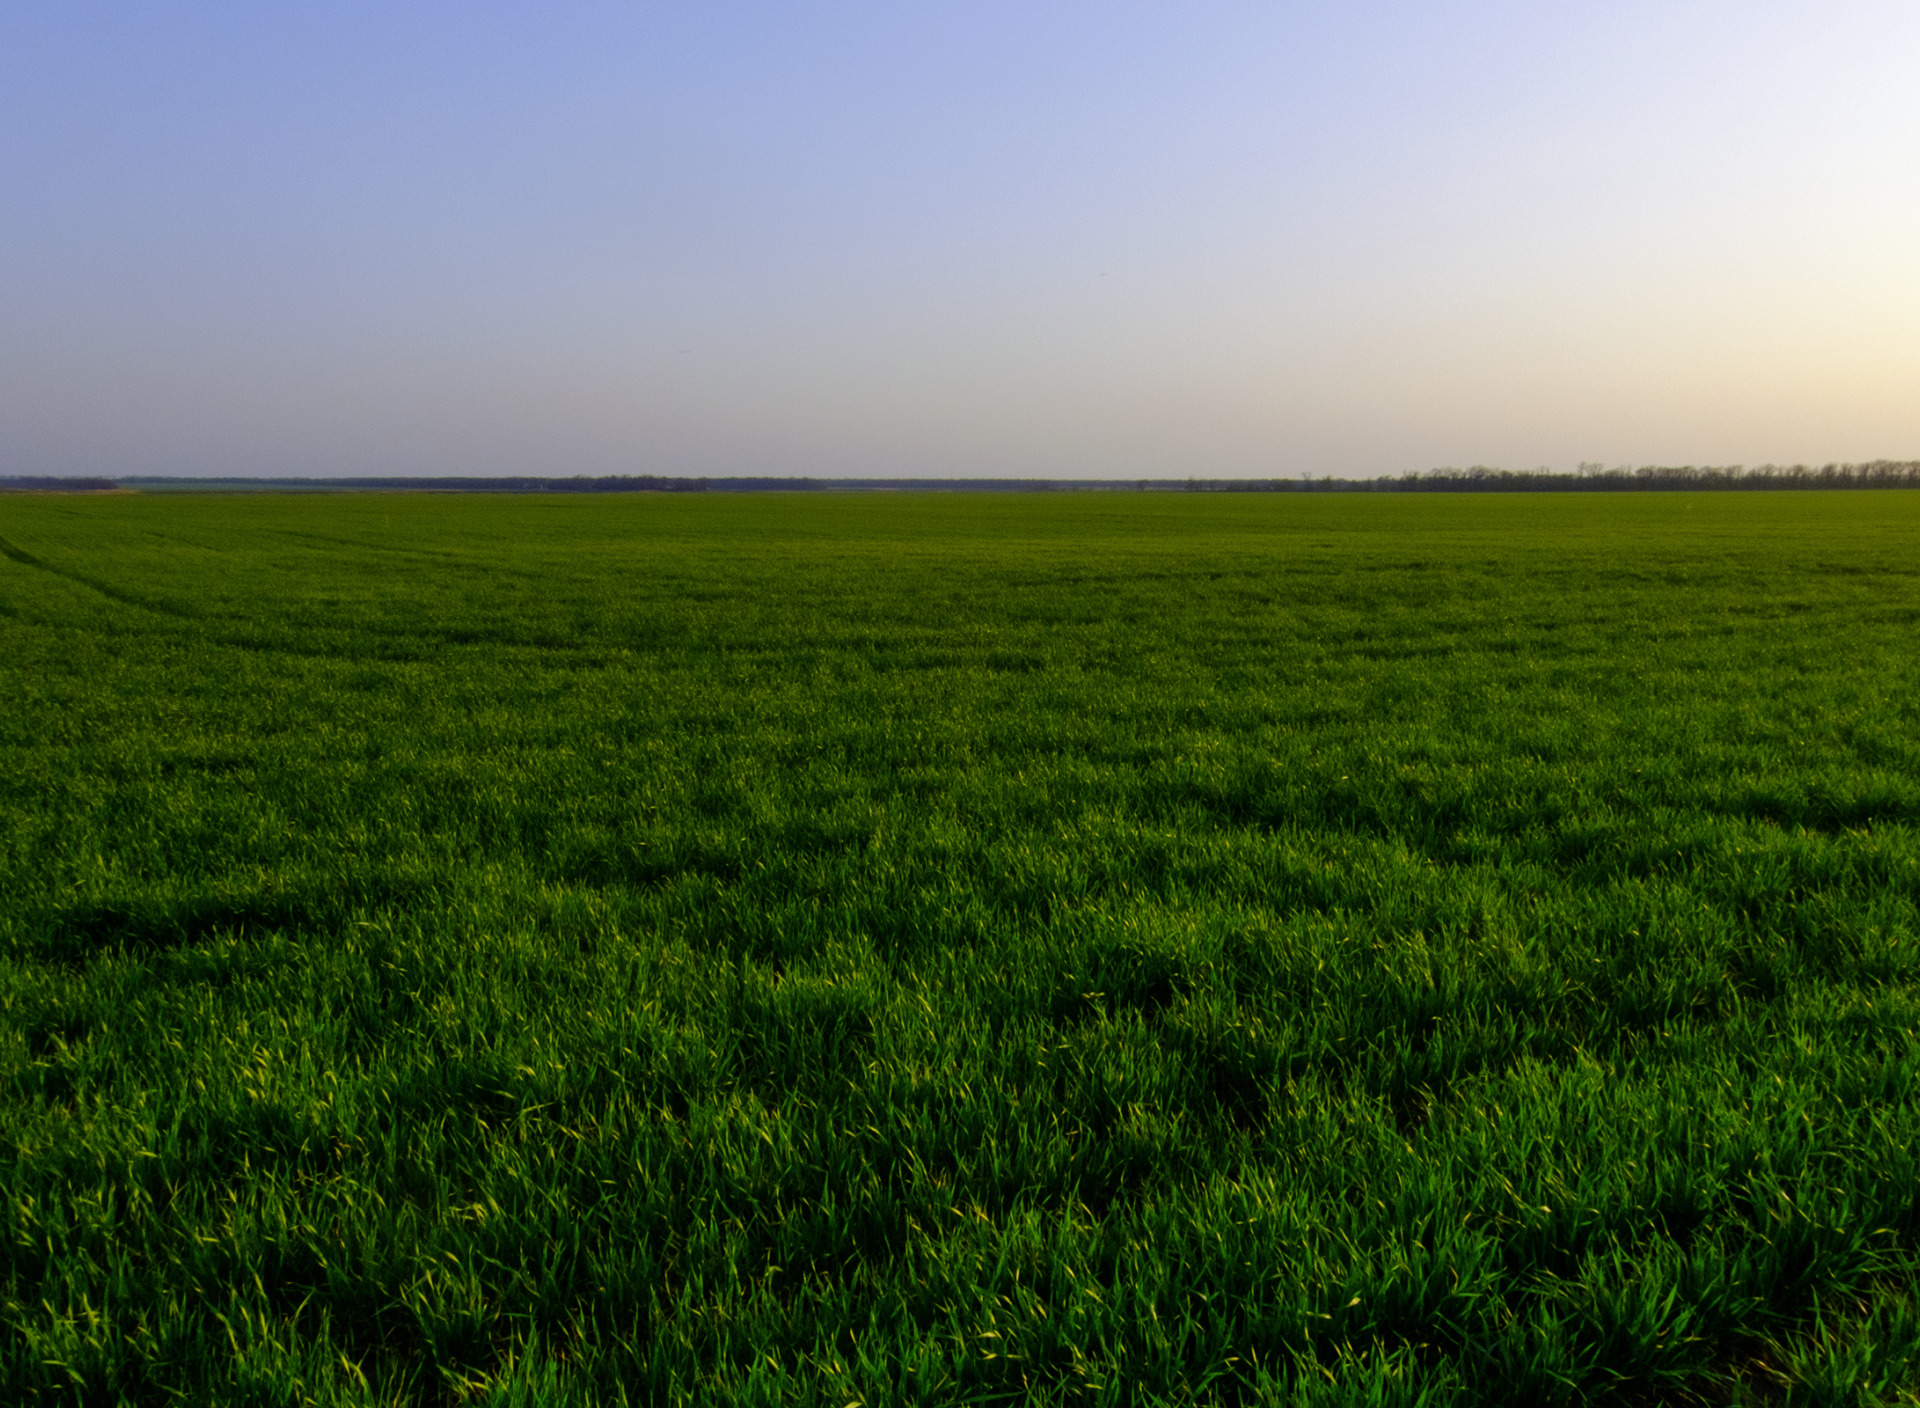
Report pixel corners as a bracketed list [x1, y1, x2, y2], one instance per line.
[4, 1, 1918, 480]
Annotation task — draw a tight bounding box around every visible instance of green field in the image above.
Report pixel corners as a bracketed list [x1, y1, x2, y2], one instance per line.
[4, 491, 1920, 1405]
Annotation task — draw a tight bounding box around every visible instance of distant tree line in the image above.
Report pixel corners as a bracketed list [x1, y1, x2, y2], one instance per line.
[1180, 462, 1920, 492]
[17, 463, 1920, 493]
[361, 475, 715, 492]
[101, 475, 1114, 492]
[0, 476, 121, 492]
[108, 474, 716, 493]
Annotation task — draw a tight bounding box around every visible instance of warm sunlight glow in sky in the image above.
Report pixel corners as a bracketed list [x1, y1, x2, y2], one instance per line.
[5, 1, 1919, 479]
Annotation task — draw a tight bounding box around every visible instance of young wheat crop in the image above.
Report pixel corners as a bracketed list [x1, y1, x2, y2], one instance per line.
[3, 491, 1918, 1404]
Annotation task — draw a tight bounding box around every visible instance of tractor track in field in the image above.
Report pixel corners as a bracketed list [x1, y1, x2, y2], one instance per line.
[0, 533, 202, 619]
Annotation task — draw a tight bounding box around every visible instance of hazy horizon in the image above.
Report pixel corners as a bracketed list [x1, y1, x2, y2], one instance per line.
[6, 2, 1919, 482]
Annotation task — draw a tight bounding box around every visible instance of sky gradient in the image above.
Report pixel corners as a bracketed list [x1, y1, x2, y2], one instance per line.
[6, 2, 1919, 480]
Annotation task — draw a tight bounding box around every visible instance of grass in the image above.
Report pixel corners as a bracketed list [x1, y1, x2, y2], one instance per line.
[3, 490, 1920, 1406]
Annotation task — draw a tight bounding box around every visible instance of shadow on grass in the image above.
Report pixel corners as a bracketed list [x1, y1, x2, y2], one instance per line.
[28, 875, 428, 967]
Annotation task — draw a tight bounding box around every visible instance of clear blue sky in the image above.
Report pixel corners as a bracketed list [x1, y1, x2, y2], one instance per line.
[6, 2, 1918, 479]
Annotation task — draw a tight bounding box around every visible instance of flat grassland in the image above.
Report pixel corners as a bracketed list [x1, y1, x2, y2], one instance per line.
[3, 492, 1919, 1405]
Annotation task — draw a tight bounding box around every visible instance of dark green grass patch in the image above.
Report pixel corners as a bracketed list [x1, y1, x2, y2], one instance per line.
[3, 491, 1920, 1404]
